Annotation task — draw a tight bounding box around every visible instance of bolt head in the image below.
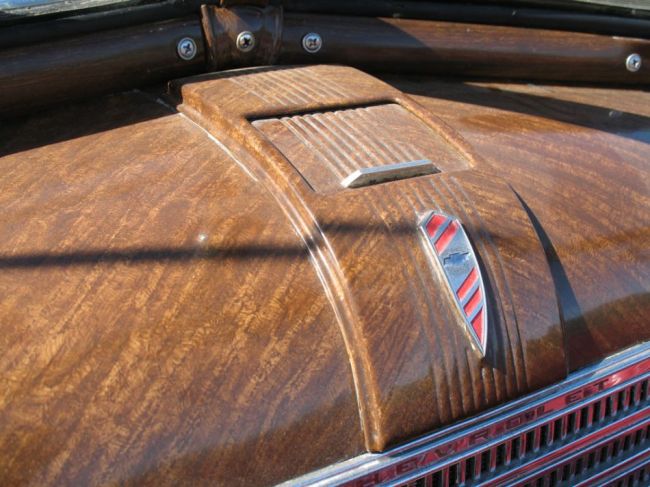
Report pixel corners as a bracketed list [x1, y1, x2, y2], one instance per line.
[302, 33, 322, 54]
[236, 31, 256, 52]
[177, 37, 197, 61]
[626, 53, 642, 73]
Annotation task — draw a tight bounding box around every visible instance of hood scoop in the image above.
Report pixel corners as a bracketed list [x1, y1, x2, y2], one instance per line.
[173, 65, 568, 452]
[252, 103, 464, 192]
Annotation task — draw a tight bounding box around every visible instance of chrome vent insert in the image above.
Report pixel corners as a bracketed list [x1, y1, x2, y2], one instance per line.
[285, 342, 650, 487]
[341, 159, 438, 188]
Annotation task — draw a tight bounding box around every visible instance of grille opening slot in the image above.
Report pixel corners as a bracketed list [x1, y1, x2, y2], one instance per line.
[480, 450, 490, 474]
[632, 384, 643, 406]
[612, 439, 621, 457]
[553, 418, 563, 442]
[511, 437, 521, 460]
[525, 430, 535, 454]
[431, 470, 442, 487]
[561, 464, 571, 481]
[449, 463, 459, 486]
[593, 400, 602, 422]
[575, 457, 584, 476]
[623, 434, 631, 452]
[495, 443, 506, 468]
[567, 412, 576, 433]
[579, 406, 589, 430]
[587, 451, 596, 469]
[600, 445, 610, 462]
[540, 424, 550, 446]
[617, 390, 626, 411]
[606, 396, 614, 417]
[465, 456, 475, 480]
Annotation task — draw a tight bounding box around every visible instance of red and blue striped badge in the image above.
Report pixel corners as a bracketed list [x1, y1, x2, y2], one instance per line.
[421, 213, 488, 355]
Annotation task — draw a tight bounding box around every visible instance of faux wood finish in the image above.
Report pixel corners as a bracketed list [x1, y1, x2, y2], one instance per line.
[201, 4, 282, 71]
[0, 92, 363, 485]
[1, 64, 648, 485]
[3, 8, 650, 117]
[384, 76, 650, 371]
[252, 103, 467, 192]
[0, 18, 204, 117]
[278, 14, 650, 84]
[172, 65, 567, 451]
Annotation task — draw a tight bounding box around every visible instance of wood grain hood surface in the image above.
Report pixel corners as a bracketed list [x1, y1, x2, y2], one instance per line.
[0, 66, 648, 485]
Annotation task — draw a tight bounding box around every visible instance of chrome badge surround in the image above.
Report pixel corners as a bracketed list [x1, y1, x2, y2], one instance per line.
[420, 212, 488, 355]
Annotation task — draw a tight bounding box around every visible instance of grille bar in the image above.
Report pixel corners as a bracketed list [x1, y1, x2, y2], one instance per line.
[284, 342, 650, 487]
[505, 412, 649, 486]
[577, 448, 650, 487]
[482, 398, 649, 485]
[388, 365, 650, 486]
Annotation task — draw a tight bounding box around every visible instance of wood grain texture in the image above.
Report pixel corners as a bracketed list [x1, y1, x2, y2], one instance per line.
[197, 6, 650, 84]
[0, 18, 204, 118]
[278, 14, 650, 84]
[3, 7, 649, 117]
[0, 92, 363, 485]
[1, 64, 648, 485]
[252, 103, 467, 192]
[201, 4, 282, 71]
[172, 65, 566, 451]
[385, 75, 650, 371]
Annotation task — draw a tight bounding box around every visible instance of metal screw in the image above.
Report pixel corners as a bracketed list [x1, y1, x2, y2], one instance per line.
[177, 37, 197, 61]
[236, 31, 256, 52]
[626, 53, 642, 72]
[302, 32, 322, 54]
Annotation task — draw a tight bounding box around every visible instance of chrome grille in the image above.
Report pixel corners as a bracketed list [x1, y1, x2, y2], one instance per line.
[402, 375, 650, 486]
[286, 342, 650, 487]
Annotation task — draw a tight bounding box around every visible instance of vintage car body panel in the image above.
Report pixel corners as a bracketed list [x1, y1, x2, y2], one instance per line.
[392, 78, 650, 371]
[0, 65, 648, 485]
[0, 91, 365, 485]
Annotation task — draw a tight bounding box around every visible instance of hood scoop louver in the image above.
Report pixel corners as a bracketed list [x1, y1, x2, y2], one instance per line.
[252, 103, 464, 193]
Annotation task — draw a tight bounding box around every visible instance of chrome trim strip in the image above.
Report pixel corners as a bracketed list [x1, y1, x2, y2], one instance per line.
[390, 395, 650, 486]
[341, 159, 437, 188]
[574, 445, 650, 486]
[493, 409, 650, 486]
[282, 341, 650, 487]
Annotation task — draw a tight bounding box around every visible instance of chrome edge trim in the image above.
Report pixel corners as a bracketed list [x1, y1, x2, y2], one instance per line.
[492, 409, 650, 486]
[282, 341, 650, 487]
[574, 446, 650, 486]
[341, 159, 437, 188]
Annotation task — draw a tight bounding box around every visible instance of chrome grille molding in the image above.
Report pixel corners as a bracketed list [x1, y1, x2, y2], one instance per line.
[287, 342, 650, 487]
